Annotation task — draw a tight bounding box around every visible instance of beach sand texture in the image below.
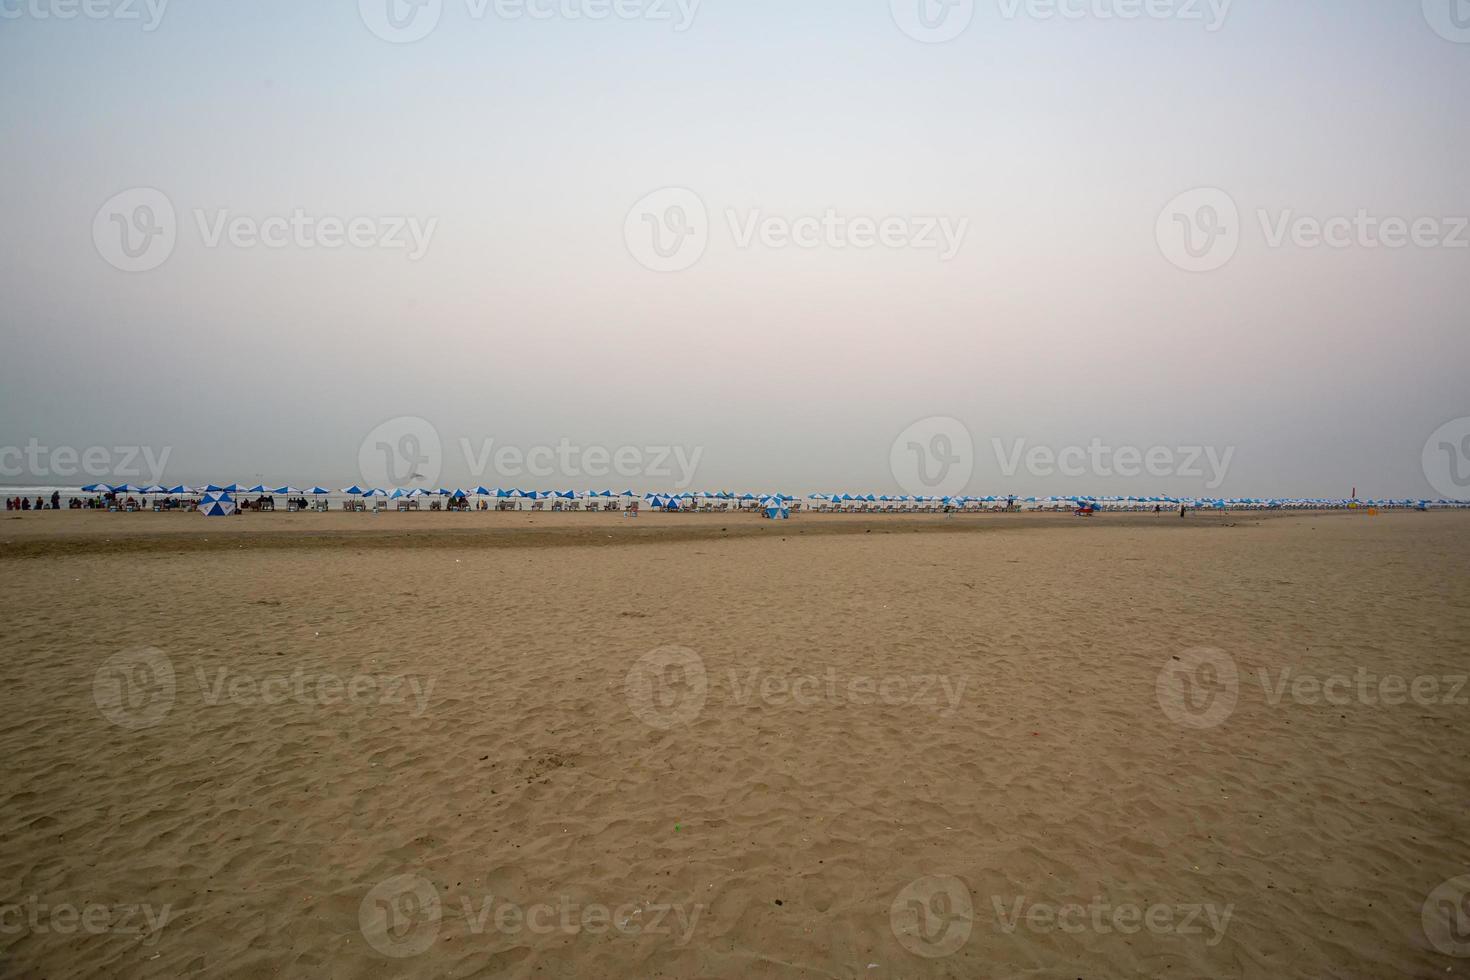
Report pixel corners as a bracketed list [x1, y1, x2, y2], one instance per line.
[1, 510, 1467, 978]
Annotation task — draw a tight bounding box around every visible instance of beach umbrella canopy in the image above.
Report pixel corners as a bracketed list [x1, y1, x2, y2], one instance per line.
[309, 486, 331, 495]
[271, 486, 304, 495]
[341, 485, 366, 495]
[390, 488, 410, 499]
[246, 484, 269, 494]
[450, 489, 468, 499]
[199, 490, 235, 516]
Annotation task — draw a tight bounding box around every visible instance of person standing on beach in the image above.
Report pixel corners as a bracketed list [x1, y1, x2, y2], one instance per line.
[51, 490, 60, 510]
[1180, 504, 1187, 518]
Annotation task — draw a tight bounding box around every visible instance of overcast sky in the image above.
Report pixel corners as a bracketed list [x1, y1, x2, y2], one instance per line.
[1, 0, 1467, 498]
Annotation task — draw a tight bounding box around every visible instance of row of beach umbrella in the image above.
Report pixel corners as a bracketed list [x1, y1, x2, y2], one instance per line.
[75, 484, 1464, 509]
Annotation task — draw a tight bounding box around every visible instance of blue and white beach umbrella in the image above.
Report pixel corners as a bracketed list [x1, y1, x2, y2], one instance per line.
[198, 491, 235, 517]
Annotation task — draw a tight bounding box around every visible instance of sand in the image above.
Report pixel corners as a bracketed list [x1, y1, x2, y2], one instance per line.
[1, 509, 1467, 978]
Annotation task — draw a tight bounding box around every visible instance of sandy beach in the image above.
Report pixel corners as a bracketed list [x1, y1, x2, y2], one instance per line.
[1, 509, 1467, 978]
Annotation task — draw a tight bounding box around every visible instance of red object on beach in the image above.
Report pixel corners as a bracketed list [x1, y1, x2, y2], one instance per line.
[1073, 505, 1095, 517]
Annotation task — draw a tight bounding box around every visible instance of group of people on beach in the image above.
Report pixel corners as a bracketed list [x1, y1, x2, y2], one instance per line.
[6, 491, 62, 511]
[4, 492, 198, 512]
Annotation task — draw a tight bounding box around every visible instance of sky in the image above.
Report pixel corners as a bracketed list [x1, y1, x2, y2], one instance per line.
[1, 0, 1467, 499]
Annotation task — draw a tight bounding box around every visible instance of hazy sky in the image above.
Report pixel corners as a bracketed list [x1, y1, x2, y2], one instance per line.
[2, 0, 1467, 498]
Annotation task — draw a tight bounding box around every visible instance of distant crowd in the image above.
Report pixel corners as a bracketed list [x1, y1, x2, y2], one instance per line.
[4, 492, 192, 512]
